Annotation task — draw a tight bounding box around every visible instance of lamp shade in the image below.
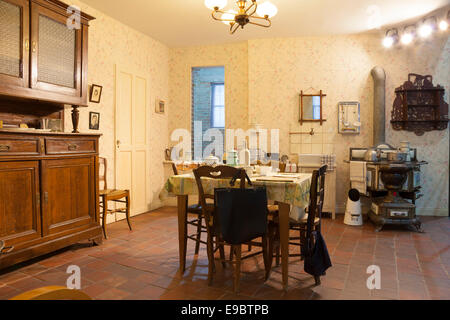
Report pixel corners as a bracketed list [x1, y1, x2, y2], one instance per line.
[204, 0, 227, 10]
[256, 1, 278, 18]
[221, 10, 237, 25]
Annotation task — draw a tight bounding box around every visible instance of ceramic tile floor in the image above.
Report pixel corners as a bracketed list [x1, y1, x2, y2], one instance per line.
[1, 207, 449, 300]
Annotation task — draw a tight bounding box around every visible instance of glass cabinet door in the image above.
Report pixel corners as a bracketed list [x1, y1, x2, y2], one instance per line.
[0, 0, 29, 88]
[30, 2, 82, 98]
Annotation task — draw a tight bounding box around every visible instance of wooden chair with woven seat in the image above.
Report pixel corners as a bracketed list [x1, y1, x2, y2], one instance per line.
[170, 161, 207, 256]
[193, 165, 270, 293]
[11, 286, 91, 300]
[99, 157, 131, 239]
[267, 165, 328, 284]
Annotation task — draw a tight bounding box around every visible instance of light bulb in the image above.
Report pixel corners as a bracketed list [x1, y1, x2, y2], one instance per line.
[221, 10, 236, 25]
[204, 0, 227, 10]
[383, 36, 394, 48]
[439, 20, 449, 31]
[401, 32, 414, 45]
[256, 1, 278, 18]
[418, 24, 433, 38]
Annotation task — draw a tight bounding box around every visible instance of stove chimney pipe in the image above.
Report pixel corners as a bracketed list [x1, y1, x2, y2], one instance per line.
[371, 66, 386, 146]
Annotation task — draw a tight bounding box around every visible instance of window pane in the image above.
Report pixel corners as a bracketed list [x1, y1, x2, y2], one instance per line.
[213, 84, 224, 106]
[213, 106, 225, 128]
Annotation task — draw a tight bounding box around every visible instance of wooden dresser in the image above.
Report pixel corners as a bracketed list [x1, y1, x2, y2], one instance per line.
[0, 131, 103, 269]
[0, 0, 101, 269]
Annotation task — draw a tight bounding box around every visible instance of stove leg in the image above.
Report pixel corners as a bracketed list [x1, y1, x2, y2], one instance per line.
[413, 220, 424, 233]
[374, 223, 384, 232]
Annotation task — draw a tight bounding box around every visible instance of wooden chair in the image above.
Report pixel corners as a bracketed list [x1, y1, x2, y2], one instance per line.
[99, 157, 132, 239]
[170, 162, 206, 255]
[10, 286, 91, 300]
[193, 165, 270, 293]
[268, 165, 327, 285]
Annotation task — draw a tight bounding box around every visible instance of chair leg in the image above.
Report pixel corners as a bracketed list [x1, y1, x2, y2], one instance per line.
[314, 275, 321, 286]
[248, 244, 252, 252]
[219, 242, 226, 269]
[275, 245, 280, 267]
[125, 194, 132, 231]
[262, 234, 271, 281]
[300, 229, 305, 261]
[206, 230, 215, 286]
[233, 245, 242, 293]
[194, 215, 202, 255]
[102, 198, 108, 239]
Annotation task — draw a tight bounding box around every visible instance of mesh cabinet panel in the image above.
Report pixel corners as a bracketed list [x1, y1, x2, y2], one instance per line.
[0, 0, 21, 77]
[38, 15, 76, 88]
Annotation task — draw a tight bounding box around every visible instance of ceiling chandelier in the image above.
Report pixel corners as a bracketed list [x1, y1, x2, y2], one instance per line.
[205, 0, 278, 34]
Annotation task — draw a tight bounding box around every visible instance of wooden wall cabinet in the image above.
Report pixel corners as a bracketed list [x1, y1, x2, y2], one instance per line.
[0, 0, 94, 106]
[0, 132, 102, 269]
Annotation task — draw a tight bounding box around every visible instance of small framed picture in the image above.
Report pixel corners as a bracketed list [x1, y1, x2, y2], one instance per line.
[155, 99, 165, 114]
[89, 112, 100, 130]
[89, 84, 103, 103]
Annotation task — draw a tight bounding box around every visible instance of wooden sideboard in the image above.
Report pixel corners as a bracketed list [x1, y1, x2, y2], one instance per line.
[0, 131, 103, 269]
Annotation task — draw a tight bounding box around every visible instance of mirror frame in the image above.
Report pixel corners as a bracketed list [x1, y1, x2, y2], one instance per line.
[299, 90, 327, 125]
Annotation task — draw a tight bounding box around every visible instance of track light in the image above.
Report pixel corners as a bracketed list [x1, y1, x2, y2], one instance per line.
[418, 17, 436, 38]
[382, 29, 398, 48]
[401, 26, 416, 45]
[439, 11, 449, 31]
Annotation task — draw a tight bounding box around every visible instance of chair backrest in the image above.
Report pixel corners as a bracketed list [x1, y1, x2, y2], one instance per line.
[99, 157, 107, 190]
[193, 165, 246, 210]
[306, 165, 327, 238]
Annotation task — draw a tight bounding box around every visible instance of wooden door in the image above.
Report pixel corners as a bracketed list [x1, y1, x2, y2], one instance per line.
[0, 161, 41, 250]
[0, 0, 29, 89]
[30, 1, 82, 98]
[41, 157, 95, 236]
[115, 65, 149, 218]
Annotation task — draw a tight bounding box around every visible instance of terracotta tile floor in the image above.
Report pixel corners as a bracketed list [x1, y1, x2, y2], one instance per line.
[1, 207, 449, 300]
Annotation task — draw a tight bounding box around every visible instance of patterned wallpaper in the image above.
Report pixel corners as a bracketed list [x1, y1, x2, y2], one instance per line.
[248, 34, 449, 215]
[64, 1, 170, 217]
[169, 34, 449, 216]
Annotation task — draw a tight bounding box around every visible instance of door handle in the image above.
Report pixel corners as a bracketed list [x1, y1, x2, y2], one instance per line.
[44, 192, 48, 204]
[32, 41, 37, 53]
[116, 140, 121, 145]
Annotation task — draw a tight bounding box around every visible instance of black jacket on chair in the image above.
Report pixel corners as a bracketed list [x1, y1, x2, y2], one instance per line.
[304, 231, 332, 277]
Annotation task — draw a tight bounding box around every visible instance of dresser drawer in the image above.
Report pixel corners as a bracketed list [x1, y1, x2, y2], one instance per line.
[0, 138, 40, 156]
[45, 138, 97, 155]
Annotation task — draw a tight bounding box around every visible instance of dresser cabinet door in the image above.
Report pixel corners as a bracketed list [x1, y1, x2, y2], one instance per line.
[0, 0, 29, 89]
[0, 161, 41, 249]
[41, 157, 95, 236]
[30, 2, 82, 99]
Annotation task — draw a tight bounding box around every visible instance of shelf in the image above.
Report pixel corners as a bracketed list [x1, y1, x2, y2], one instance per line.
[405, 104, 439, 107]
[391, 120, 449, 123]
[396, 88, 445, 93]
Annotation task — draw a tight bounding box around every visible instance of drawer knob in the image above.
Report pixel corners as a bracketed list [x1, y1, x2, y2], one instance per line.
[68, 144, 78, 151]
[0, 145, 11, 152]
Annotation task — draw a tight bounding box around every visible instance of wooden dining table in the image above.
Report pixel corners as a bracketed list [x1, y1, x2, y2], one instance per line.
[165, 172, 312, 291]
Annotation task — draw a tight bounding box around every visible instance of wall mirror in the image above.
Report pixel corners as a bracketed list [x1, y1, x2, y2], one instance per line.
[300, 90, 327, 125]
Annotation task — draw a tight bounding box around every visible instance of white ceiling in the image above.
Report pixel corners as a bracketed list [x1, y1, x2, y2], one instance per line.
[82, 0, 450, 47]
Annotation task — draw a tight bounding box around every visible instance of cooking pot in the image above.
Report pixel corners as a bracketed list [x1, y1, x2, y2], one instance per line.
[387, 151, 408, 163]
[364, 148, 381, 162]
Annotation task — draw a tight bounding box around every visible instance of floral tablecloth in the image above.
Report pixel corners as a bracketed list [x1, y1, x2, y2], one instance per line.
[164, 173, 312, 208]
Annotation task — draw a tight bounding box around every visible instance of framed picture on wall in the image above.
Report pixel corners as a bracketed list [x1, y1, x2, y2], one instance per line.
[89, 112, 100, 130]
[89, 84, 103, 103]
[155, 99, 165, 114]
